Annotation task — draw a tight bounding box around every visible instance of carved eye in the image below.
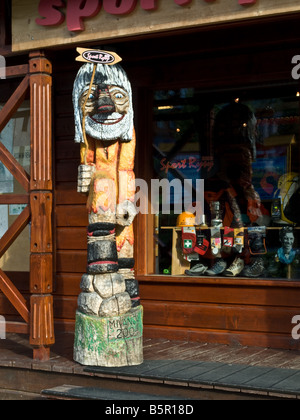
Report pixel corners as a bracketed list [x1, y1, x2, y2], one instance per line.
[115, 93, 124, 99]
[84, 85, 97, 101]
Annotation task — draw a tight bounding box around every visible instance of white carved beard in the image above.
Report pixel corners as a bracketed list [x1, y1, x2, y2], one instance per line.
[83, 109, 133, 142]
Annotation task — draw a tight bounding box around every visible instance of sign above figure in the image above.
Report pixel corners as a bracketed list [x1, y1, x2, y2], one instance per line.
[76, 48, 122, 65]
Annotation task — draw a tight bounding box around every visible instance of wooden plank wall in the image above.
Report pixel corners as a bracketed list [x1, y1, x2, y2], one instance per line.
[141, 277, 300, 350]
[53, 64, 86, 331]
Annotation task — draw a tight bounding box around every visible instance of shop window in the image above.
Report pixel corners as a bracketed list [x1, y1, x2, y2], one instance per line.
[151, 85, 300, 280]
[0, 101, 30, 272]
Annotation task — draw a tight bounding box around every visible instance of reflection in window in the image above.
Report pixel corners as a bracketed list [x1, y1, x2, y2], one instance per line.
[0, 204, 30, 272]
[0, 101, 30, 272]
[0, 101, 30, 195]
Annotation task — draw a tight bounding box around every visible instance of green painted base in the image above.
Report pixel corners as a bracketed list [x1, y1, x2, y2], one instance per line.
[74, 305, 144, 367]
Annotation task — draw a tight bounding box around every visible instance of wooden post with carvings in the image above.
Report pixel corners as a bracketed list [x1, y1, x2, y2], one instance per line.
[72, 51, 143, 367]
[29, 51, 55, 361]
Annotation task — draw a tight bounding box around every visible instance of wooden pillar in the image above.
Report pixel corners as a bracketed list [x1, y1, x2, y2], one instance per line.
[29, 51, 55, 361]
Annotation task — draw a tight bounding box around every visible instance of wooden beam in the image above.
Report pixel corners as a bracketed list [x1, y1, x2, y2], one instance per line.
[30, 192, 52, 254]
[0, 269, 30, 324]
[0, 205, 30, 259]
[33, 346, 51, 361]
[0, 194, 29, 205]
[29, 52, 55, 359]
[30, 72, 52, 191]
[0, 141, 30, 193]
[0, 75, 29, 133]
[30, 295, 54, 347]
[6, 64, 29, 78]
[0, 46, 12, 57]
[6, 321, 30, 334]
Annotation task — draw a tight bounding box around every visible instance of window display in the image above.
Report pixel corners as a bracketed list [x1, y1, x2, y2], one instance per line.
[152, 86, 300, 280]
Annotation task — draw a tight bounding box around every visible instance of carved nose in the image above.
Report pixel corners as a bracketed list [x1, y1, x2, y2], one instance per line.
[97, 97, 115, 113]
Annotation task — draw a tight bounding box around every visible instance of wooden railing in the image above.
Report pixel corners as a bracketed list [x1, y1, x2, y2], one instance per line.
[0, 52, 54, 361]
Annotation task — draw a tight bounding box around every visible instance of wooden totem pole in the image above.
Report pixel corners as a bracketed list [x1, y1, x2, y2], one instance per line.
[72, 49, 143, 367]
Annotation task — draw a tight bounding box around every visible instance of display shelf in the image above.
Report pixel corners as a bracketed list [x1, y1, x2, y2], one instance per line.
[161, 226, 300, 230]
[160, 225, 299, 276]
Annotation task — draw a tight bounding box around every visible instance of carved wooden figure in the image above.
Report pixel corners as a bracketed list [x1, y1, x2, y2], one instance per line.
[72, 53, 143, 367]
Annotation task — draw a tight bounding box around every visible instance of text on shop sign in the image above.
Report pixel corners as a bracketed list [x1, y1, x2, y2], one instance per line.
[160, 156, 214, 174]
[36, 0, 257, 32]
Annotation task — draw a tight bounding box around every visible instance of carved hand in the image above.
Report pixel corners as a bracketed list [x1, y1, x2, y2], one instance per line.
[77, 164, 95, 194]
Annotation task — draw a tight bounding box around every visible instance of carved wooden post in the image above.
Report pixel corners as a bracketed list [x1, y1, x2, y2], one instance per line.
[73, 50, 143, 367]
[29, 51, 55, 361]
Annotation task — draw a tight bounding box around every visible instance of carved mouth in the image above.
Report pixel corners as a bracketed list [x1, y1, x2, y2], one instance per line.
[90, 114, 125, 125]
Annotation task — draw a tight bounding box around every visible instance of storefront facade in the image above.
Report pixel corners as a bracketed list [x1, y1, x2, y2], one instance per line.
[1, 0, 300, 359]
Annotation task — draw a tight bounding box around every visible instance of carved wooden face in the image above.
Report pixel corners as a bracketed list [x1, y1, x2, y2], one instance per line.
[80, 84, 130, 122]
[80, 82, 131, 141]
[73, 63, 134, 143]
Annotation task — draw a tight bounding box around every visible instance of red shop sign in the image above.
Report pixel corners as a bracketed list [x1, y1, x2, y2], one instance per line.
[36, 0, 257, 32]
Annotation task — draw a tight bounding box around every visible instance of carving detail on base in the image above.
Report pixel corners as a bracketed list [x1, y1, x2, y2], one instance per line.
[74, 306, 143, 367]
